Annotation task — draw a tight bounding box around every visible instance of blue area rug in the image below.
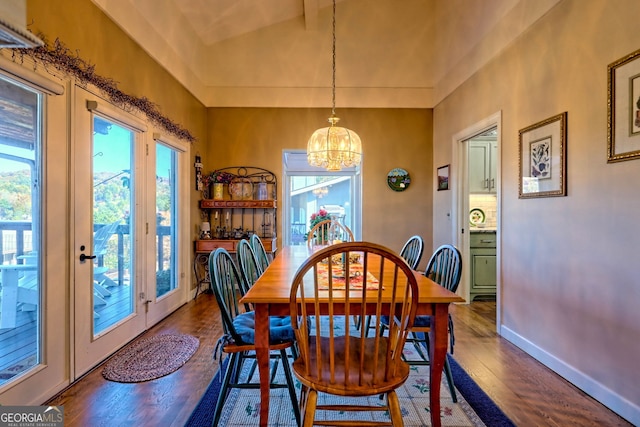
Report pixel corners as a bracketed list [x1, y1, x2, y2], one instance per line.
[185, 354, 515, 426]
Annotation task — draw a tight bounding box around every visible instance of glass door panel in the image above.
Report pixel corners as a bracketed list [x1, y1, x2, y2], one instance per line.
[283, 150, 361, 247]
[0, 77, 41, 385]
[92, 117, 134, 334]
[155, 142, 177, 298]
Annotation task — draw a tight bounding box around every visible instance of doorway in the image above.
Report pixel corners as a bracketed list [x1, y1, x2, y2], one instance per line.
[72, 87, 189, 377]
[282, 151, 361, 246]
[453, 112, 501, 332]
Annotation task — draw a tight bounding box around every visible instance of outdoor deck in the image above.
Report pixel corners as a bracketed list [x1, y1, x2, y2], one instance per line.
[0, 283, 130, 384]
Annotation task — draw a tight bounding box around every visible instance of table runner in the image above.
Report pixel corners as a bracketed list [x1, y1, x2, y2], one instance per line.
[316, 263, 380, 290]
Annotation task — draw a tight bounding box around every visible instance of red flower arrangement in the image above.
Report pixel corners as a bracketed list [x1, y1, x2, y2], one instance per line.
[309, 208, 332, 229]
[202, 170, 235, 187]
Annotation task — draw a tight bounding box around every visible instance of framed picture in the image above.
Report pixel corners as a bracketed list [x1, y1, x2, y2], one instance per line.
[437, 165, 449, 191]
[608, 48, 640, 162]
[518, 112, 567, 198]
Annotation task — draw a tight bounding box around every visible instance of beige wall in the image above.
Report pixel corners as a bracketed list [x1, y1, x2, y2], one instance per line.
[27, 0, 208, 245]
[433, 0, 640, 422]
[207, 107, 433, 267]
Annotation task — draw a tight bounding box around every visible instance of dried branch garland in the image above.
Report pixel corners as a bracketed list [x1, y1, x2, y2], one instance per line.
[8, 33, 196, 143]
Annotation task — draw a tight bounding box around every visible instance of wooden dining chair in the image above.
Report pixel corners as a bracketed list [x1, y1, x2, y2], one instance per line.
[380, 244, 462, 402]
[306, 219, 354, 248]
[237, 239, 263, 285]
[359, 235, 425, 334]
[289, 242, 419, 426]
[399, 235, 424, 270]
[209, 248, 301, 427]
[250, 234, 271, 272]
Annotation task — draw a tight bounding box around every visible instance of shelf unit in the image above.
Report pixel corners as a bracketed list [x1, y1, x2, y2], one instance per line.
[193, 167, 277, 298]
[195, 199, 277, 254]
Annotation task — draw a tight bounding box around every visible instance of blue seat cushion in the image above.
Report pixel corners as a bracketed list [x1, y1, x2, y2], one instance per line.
[413, 315, 433, 327]
[232, 312, 295, 345]
[381, 315, 432, 327]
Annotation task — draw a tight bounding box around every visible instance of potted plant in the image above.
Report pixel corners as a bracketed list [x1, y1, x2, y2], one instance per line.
[205, 170, 234, 200]
[307, 208, 332, 244]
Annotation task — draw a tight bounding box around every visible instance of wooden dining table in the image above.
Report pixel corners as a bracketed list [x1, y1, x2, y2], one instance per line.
[240, 245, 465, 427]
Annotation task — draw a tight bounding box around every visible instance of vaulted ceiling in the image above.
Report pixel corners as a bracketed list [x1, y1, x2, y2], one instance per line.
[92, 0, 561, 108]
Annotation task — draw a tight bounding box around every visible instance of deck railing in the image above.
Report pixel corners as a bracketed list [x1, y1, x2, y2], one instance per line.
[0, 221, 171, 280]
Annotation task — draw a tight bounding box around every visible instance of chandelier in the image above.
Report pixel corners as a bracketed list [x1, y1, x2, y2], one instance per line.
[307, 0, 362, 172]
[312, 186, 329, 198]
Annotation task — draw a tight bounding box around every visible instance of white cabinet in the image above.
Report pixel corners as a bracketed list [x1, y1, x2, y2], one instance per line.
[469, 140, 497, 193]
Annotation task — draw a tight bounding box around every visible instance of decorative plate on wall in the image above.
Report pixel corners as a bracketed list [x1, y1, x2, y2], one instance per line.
[469, 208, 486, 225]
[387, 168, 411, 192]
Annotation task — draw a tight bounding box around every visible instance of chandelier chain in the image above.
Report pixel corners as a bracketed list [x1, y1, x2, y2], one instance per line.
[331, 0, 336, 117]
[306, 0, 362, 171]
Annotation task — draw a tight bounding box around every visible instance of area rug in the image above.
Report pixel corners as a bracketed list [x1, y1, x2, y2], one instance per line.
[185, 354, 515, 426]
[102, 333, 199, 383]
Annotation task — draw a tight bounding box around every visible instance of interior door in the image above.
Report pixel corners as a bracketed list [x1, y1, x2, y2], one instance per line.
[73, 88, 146, 377]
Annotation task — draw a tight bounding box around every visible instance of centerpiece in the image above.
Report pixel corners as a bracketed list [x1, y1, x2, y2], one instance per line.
[308, 208, 332, 245]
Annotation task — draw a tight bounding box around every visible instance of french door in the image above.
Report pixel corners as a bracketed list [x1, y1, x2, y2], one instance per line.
[73, 87, 188, 377]
[0, 65, 68, 405]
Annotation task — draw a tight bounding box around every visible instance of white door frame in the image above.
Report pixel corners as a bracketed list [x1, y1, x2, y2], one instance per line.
[451, 111, 502, 332]
[72, 87, 148, 377]
[0, 59, 70, 405]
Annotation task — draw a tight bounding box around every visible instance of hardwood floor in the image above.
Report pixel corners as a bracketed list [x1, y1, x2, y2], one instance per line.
[45, 297, 631, 427]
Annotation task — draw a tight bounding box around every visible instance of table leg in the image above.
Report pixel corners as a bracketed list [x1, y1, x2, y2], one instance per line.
[254, 303, 271, 426]
[428, 303, 450, 427]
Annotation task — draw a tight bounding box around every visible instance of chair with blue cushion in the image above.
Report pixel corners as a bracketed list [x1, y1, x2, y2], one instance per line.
[380, 244, 462, 402]
[399, 234, 424, 270]
[250, 234, 271, 273]
[209, 248, 301, 427]
[359, 234, 425, 334]
[237, 239, 264, 292]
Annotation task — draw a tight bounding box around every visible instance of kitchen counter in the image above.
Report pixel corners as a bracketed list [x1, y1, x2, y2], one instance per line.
[470, 228, 496, 233]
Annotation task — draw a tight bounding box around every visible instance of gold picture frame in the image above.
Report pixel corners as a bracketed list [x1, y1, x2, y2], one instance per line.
[518, 112, 567, 199]
[607, 48, 640, 162]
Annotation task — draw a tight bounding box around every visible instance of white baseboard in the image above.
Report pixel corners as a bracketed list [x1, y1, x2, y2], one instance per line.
[500, 325, 639, 425]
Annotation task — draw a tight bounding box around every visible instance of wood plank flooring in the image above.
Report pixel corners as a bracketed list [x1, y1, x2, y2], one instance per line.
[45, 297, 632, 427]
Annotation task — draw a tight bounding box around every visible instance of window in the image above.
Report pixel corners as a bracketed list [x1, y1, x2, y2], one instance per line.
[0, 74, 42, 383]
[155, 142, 178, 298]
[282, 151, 361, 245]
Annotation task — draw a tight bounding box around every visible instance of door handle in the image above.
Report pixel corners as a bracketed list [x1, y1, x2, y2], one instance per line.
[79, 253, 97, 262]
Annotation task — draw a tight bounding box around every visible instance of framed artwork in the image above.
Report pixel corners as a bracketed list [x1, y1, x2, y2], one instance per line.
[437, 165, 449, 191]
[608, 48, 640, 162]
[518, 112, 567, 199]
